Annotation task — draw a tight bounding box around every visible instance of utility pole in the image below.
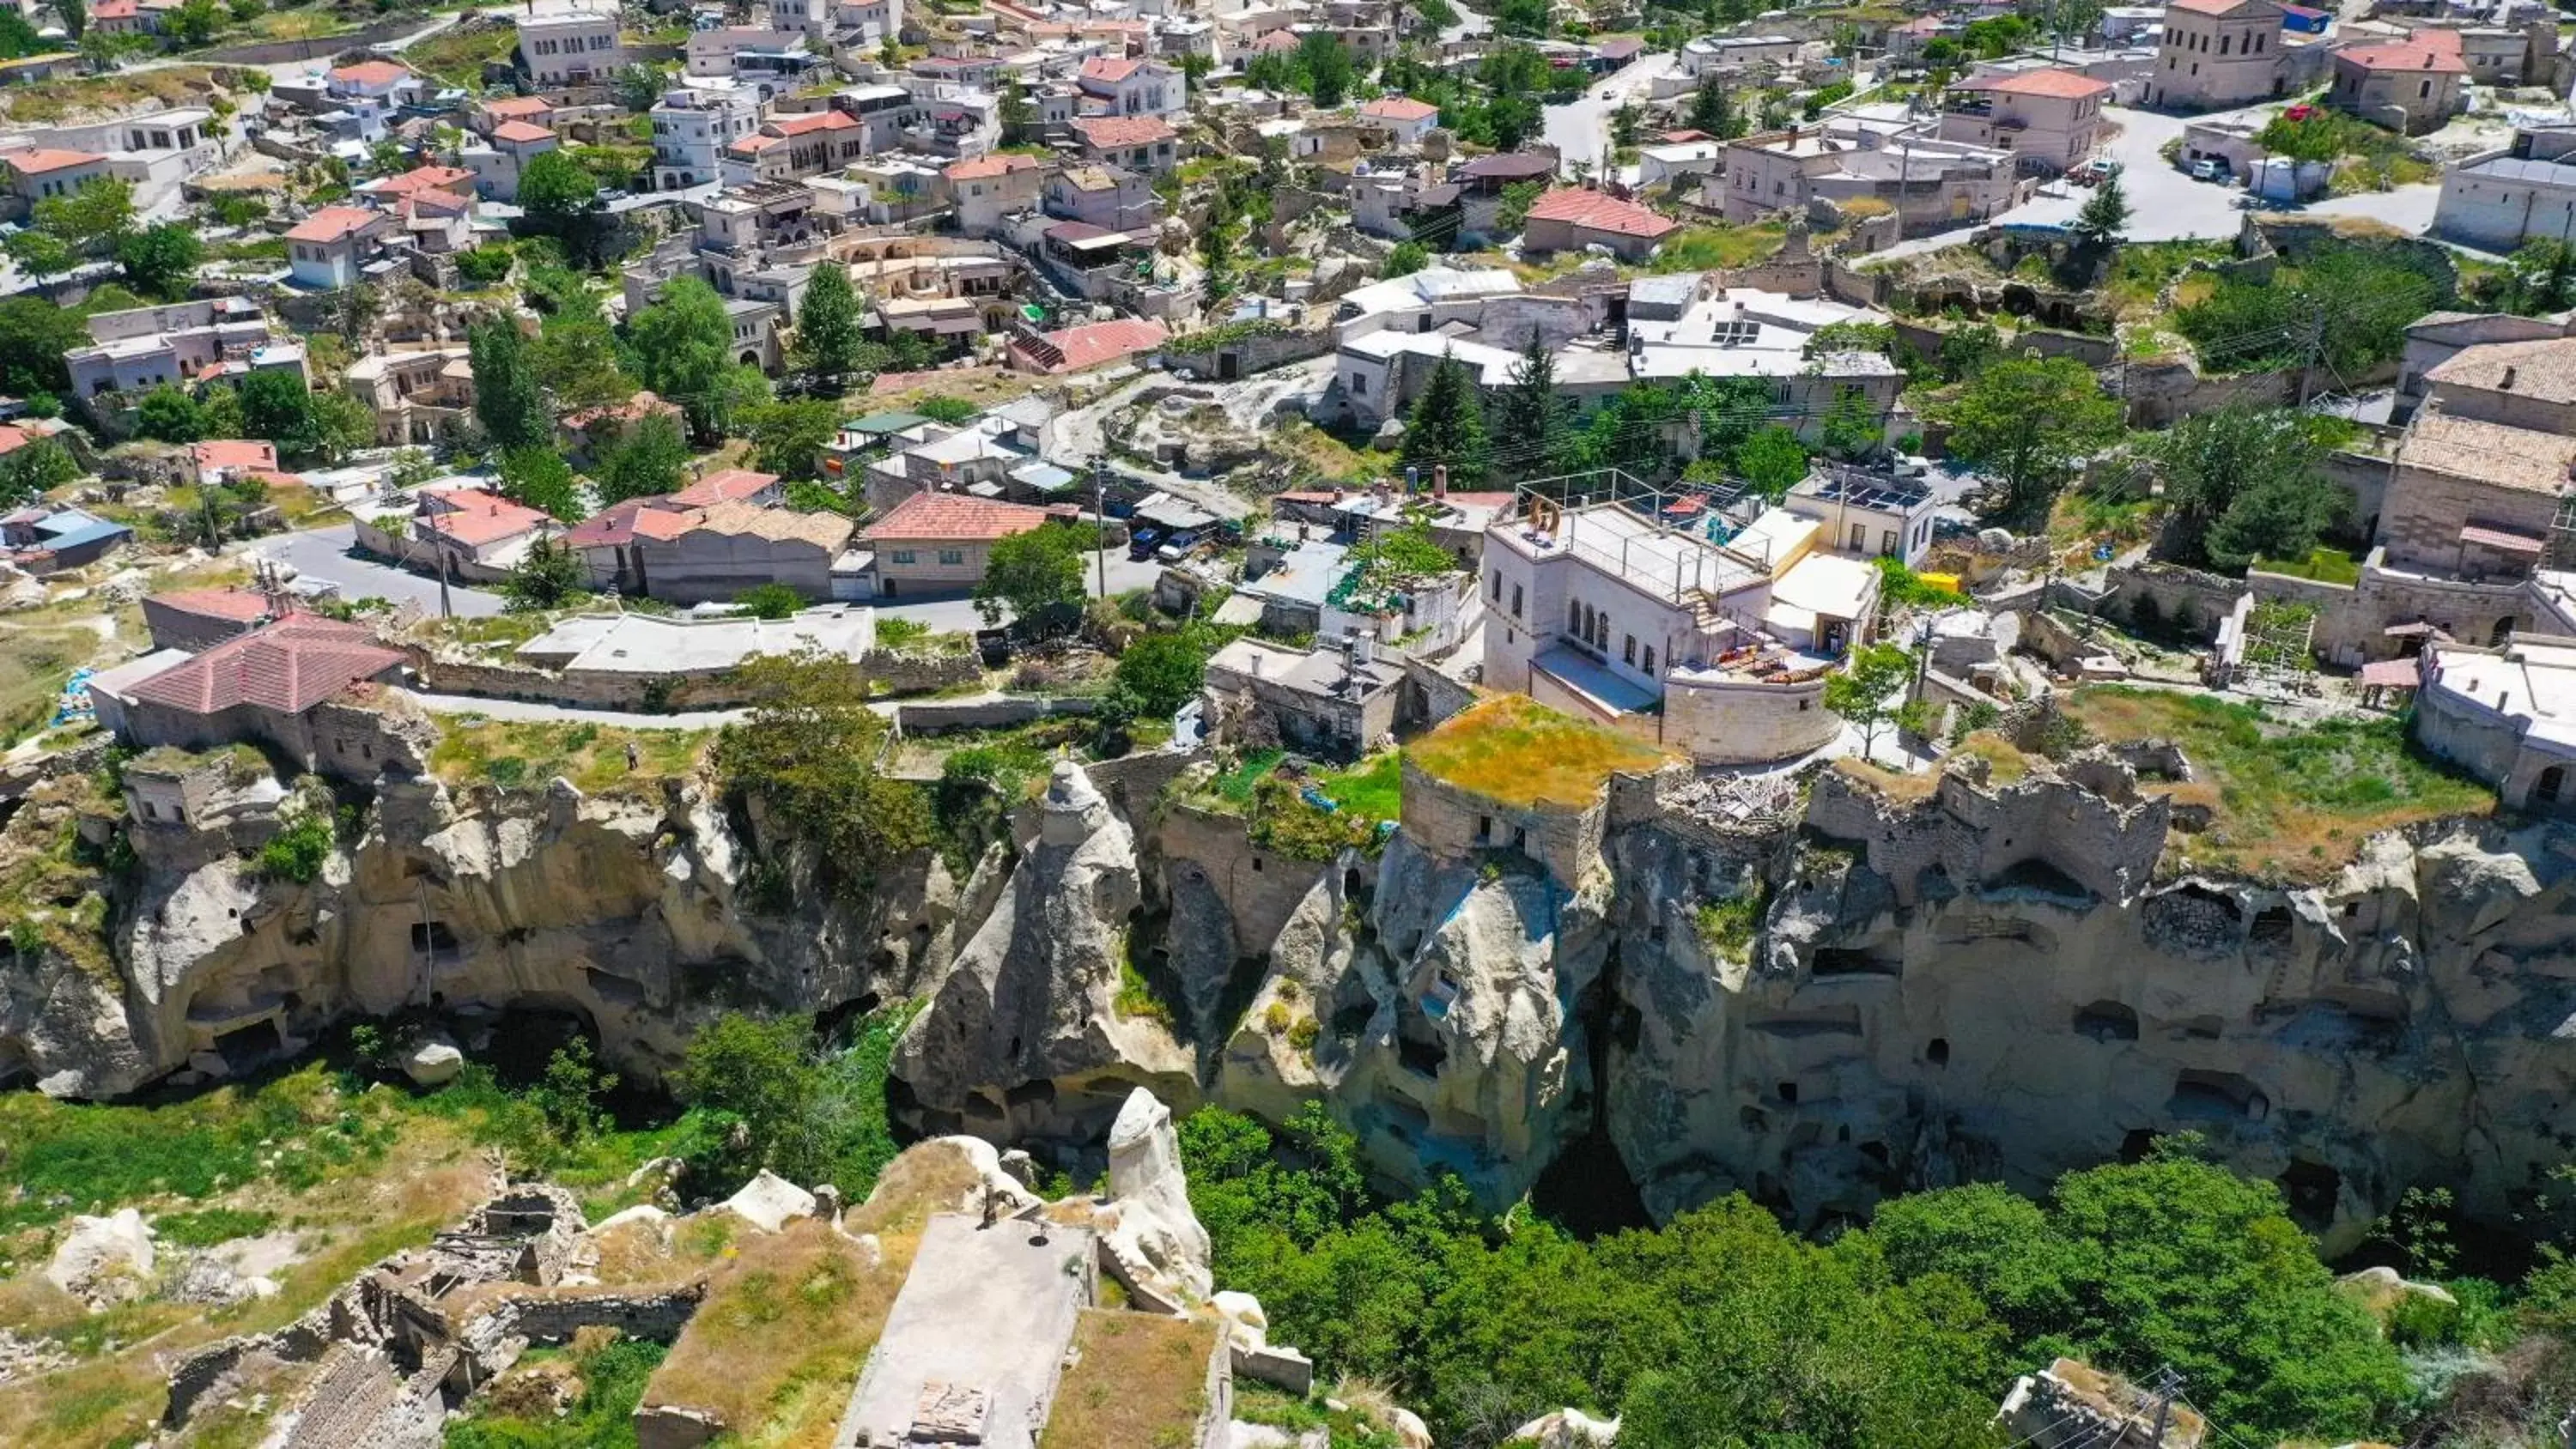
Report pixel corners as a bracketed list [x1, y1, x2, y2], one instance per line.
[434, 537, 453, 621]
[1091, 457, 1109, 602]
[2294, 306, 2330, 408]
[2142, 1366, 2185, 1448]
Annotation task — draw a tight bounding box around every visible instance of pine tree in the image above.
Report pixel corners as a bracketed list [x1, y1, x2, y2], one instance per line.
[1491, 329, 1566, 482]
[469, 316, 551, 453]
[2071, 173, 2130, 250]
[1399, 350, 1490, 486]
[795, 263, 864, 384]
[1687, 75, 1731, 136]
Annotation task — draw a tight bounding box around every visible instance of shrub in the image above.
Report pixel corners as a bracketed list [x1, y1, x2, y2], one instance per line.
[733, 582, 805, 620]
[255, 813, 334, 882]
[453, 246, 514, 287]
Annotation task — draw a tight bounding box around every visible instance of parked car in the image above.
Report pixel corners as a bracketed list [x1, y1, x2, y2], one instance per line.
[1127, 525, 1164, 560]
[2189, 157, 2230, 183]
[2070, 157, 2120, 186]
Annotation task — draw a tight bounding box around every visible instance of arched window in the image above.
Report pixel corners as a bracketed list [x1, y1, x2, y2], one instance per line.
[2538, 765, 2566, 806]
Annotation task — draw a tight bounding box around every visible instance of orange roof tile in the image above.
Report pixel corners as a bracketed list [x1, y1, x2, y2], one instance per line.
[420, 488, 549, 547]
[2337, 39, 2467, 72]
[1361, 96, 1440, 122]
[864, 490, 1058, 543]
[493, 120, 556, 144]
[1523, 187, 1679, 240]
[1973, 68, 2112, 99]
[1026, 317, 1168, 373]
[149, 585, 272, 623]
[483, 96, 552, 118]
[329, 60, 411, 88]
[1070, 114, 1176, 149]
[125, 616, 404, 717]
[373, 163, 475, 197]
[669, 467, 779, 506]
[770, 109, 860, 136]
[191, 440, 278, 473]
[284, 205, 380, 244]
[945, 153, 1043, 180]
[2, 147, 103, 175]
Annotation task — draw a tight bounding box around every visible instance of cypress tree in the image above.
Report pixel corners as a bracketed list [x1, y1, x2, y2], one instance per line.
[1399, 349, 1491, 486]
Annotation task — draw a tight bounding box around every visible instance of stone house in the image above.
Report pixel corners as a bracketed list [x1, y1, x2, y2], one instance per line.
[1044, 163, 1162, 230]
[1478, 498, 1876, 766]
[98, 616, 413, 778]
[463, 120, 559, 203]
[1519, 188, 1679, 261]
[2435, 154, 2576, 255]
[630, 500, 861, 603]
[943, 152, 1045, 236]
[860, 490, 1063, 598]
[1069, 114, 1180, 175]
[2396, 312, 2570, 420]
[2150, 0, 2287, 109]
[285, 206, 390, 290]
[0, 146, 108, 207]
[1203, 637, 1406, 761]
[1077, 56, 1183, 118]
[143, 586, 276, 652]
[2328, 33, 2467, 136]
[517, 7, 624, 88]
[1357, 96, 1441, 149]
[344, 347, 474, 446]
[2414, 633, 2576, 810]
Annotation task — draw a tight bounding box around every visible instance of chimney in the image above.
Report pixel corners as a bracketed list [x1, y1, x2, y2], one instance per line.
[1433, 464, 1449, 500]
[2503, 365, 2518, 390]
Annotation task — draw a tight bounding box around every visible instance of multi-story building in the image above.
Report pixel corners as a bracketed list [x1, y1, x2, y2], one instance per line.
[460, 118, 559, 202]
[945, 152, 1045, 236]
[343, 347, 475, 446]
[1718, 118, 2023, 235]
[518, 7, 624, 88]
[65, 299, 303, 401]
[650, 83, 762, 191]
[684, 26, 817, 82]
[2148, 0, 2287, 109]
[1069, 114, 1179, 174]
[284, 206, 392, 289]
[1938, 68, 2111, 173]
[1479, 494, 1880, 764]
[1043, 163, 1162, 230]
[1075, 56, 1183, 118]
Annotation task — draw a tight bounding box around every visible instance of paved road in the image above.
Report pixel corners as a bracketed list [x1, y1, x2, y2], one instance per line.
[1883, 103, 2440, 257]
[407, 691, 745, 729]
[252, 524, 509, 619]
[1544, 52, 1683, 181]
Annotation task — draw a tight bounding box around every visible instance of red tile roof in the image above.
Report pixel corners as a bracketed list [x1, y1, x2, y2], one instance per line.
[1027, 316, 1168, 373]
[149, 586, 272, 623]
[1974, 68, 2113, 99]
[1523, 187, 1679, 240]
[1080, 56, 1144, 82]
[562, 390, 682, 429]
[2337, 27, 2468, 71]
[1071, 114, 1176, 149]
[0, 424, 40, 457]
[420, 488, 549, 548]
[2167, 0, 2275, 14]
[2337, 39, 2467, 72]
[191, 440, 278, 474]
[771, 109, 861, 136]
[2, 148, 103, 176]
[125, 616, 404, 717]
[91, 0, 136, 16]
[329, 60, 411, 88]
[864, 490, 1056, 543]
[945, 153, 1043, 180]
[493, 120, 556, 144]
[285, 206, 380, 244]
[1248, 29, 1299, 52]
[483, 96, 552, 118]
[669, 467, 779, 506]
[563, 497, 696, 549]
[373, 163, 475, 197]
[1361, 97, 1440, 123]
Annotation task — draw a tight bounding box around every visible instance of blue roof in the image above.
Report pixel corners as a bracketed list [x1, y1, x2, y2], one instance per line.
[35, 518, 130, 551]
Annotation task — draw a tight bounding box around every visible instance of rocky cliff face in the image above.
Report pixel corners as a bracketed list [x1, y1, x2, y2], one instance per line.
[16, 735, 2576, 1253]
[0, 762, 964, 1099]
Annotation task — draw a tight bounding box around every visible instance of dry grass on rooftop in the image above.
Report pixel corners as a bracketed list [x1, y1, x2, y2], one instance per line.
[427, 717, 709, 795]
[1043, 1309, 1222, 1449]
[1406, 694, 1672, 809]
[641, 1218, 913, 1449]
[2061, 684, 2494, 882]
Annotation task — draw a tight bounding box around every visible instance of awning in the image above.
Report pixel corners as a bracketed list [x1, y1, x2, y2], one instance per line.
[2360, 658, 2422, 688]
[2462, 524, 2546, 555]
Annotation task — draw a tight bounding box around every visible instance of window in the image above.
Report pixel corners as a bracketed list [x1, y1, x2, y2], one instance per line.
[1643, 646, 1656, 673]
[1350, 372, 1368, 395]
[939, 549, 965, 566]
[1881, 530, 1898, 556]
[1510, 583, 1523, 618]
[1850, 524, 1866, 551]
[140, 801, 156, 820]
[1570, 599, 1583, 633]
[2220, 33, 2230, 54]
[1623, 634, 1636, 665]
[890, 549, 916, 564]
[2420, 79, 2431, 99]
[1492, 572, 1504, 602]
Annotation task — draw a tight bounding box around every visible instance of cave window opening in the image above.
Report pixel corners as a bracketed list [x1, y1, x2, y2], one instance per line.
[2119, 1129, 2157, 1162]
[410, 921, 461, 956]
[1926, 1037, 1950, 1066]
[1396, 1018, 1447, 1078]
[2074, 999, 2140, 1042]
[2540, 765, 2567, 806]
[1250, 858, 1261, 872]
[1777, 1080, 1799, 1103]
[2248, 906, 2293, 946]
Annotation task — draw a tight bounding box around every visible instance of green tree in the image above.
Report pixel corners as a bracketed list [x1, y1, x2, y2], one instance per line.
[237, 368, 317, 453]
[1686, 75, 1733, 136]
[1297, 32, 1355, 107]
[1381, 239, 1431, 278]
[974, 523, 1090, 631]
[1819, 385, 1884, 460]
[135, 385, 203, 443]
[793, 260, 865, 383]
[596, 412, 690, 504]
[1497, 179, 1546, 235]
[527, 317, 635, 413]
[713, 649, 934, 898]
[2070, 173, 2130, 251]
[528, 1036, 617, 1143]
[741, 397, 840, 481]
[1823, 641, 1911, 753]
[671, 1011, 827, 1185]
[470, 316, 552, 453]
[1490, 329, 1568, 482]
[1399, 350, 1490, 486]
[165, 0, 222, 45]
[0, 295, 86, 396]
[0, 435, 76, 507]
[613, 63, 666, 113]
[628, 276, 737, 440]
[501, 535, 586, 611]
[1113, 629, 1211, 718]
[516, 150, 604, 264]
[734, 581, 805, 619]
[1198, 205, 1236, 300]
[2148, 404, 2341, 568]
[1941, 354, 2124, 524]
[33, 176, 134, 253]
[1179, 51, 1212, 93]
[58, 0, 85, 41]
[497, 446, 583, 523]
[2253, 107, 2344, 164]
[3, 229, 73, 299]
[999, 76, 1034, 143]
[197, 383, 244, 440]
[306, 391, 375, 463]
[1733, 423, 1810, 498]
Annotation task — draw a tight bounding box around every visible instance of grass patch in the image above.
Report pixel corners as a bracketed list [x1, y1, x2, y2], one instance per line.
[1210, 746, 1285, 806]
[151, 1206, 277, 1248]
[0, 67, 224, 124]
[2062, 684, 2494, 880]
[407, 21, 519, 90]
[1693, 892, 1761, 961]
[640, 1220, 906, 1445]
[428, 717, 708, 794]
[1648, 222, 1787, 273]
[1117, 952, 1178, 1029]
[1316, 750, 1402, 822]
[1045, 1310, 1223, 1449]
[1406, 694, 1671, 809]
[2250, 545, 2362, 585]
[449, 1332, 667, 1449]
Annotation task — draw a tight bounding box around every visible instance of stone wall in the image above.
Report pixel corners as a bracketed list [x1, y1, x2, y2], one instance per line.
[1825, 260, 1886, 308]
[473, 1283, 709, 1347]
[2101, 561, 2246, 640]
[895, 695, 1097, 733]
[1400, 757, 1613, 888]
[1160, 803, 1329, 967]
[410, 649, 981, 711]
[1162, 322, 1337, 379]
[1400, 658, 1478, 732]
